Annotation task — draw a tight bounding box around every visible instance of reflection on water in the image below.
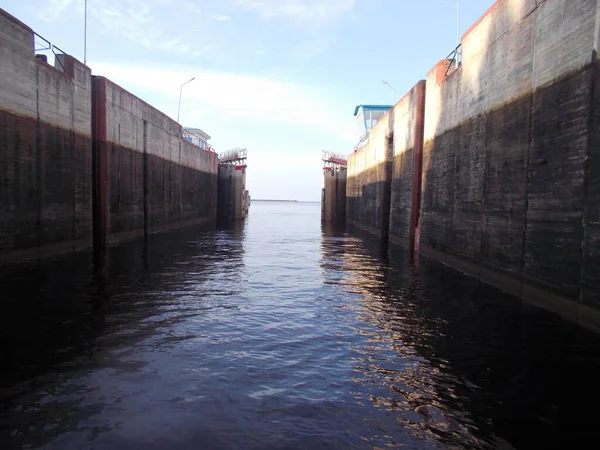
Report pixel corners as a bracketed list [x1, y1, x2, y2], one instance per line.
[1, 202, 600, 449]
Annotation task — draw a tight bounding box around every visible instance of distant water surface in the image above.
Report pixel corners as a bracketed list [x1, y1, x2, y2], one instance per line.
[1, 201, 600, 449]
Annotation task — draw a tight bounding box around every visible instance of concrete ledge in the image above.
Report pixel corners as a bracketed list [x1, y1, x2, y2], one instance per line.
[419, 245, 592, 330]
[0, 217, 214, 266]
[347, 219, 382, 239]
[577, 303, 600, 334]
[389, 234, 410, 250]
[521, 282, 579, 324]
[478, 263, 522, 300]
[420, 245, 483, 281]
[0, 238, 92, 265]
[108, 216, 215, 245]
[149, 217, 216, 236]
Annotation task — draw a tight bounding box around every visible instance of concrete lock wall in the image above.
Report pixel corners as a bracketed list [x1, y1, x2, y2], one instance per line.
[346, 109, 394, 240]
[389, 81, 427, 250]
[217, 165, 247, 221]
[419, 0, 600, 328]
[243, 190, 251, 217]
[344, 0, 600, 329]
[321, 168, 347, 223]
[0, 10, 93, 263]
[0, 8, 219, 263]
[346, 80, 426, 247]
[92, 76, 218, 248]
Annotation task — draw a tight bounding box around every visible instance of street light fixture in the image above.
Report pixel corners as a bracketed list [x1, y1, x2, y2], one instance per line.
[177, 77, 195, 123]
[84, 0, 87, 65]
[382, 80, 395, 104]
[455, 0, 460, 48]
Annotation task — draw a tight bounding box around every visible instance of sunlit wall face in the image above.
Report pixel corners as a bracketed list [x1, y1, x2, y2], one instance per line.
[183, 133, 207, 149]
[369, 110, 387, 129]
[356, 108, 366, 138]
[356, 107, 391, 140]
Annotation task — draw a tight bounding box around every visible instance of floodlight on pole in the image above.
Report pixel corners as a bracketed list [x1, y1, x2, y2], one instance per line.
[382, 80, 395, 104]
[456, 0, 460, 47]
[84, 0, 87, 65]
[177, 77, 195, 123]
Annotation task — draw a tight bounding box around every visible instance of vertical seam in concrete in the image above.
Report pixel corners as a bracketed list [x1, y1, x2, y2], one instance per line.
[70, 68, 76, 250]
[163, 134, 167, 228]
[519, 8, 539, 300]
[334, 170, 339, 223]
[381, 110, 395, 245]
[229, 172, 232, 220]
[92, 77, 108, 262]
[179, 141, 182, 226]
[143, 120, 148, 240]
[35, 62, 42, 255]
[411, 82, 426, 253]
[382, 136, 393, 246]
[479, 113, 488, 279]
[520, 85, 535, 302]
[71, 130, 76, 250]
[578, 50, 597, 322]
[117, 124, 121, 212]
[593, 0, 600, 54]
[451, 111, 459, 269]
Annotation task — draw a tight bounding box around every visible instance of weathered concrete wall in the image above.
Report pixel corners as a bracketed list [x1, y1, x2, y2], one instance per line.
[92, 76, 217, 248]
[321, 168, 346, 223]
[243, 190, 251, 217]
[217, 165, 247, 222]
[346, 111, 394, 240]
[389, 81, 427, 251]
[420, 0, 600, 328]
[0, 9, 92, 263]
[234, 167, 247, 219]
[346, 81, 426, 247]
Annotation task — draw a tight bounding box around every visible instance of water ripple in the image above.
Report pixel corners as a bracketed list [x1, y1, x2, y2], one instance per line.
[2, 203, 600, 449]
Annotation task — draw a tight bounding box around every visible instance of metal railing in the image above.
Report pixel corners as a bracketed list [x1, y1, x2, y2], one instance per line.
[182, 129, 215, 152]
[353, 133, 369, 151]
[34, 31, 67, 72]
[445, 43, 462, 76]
[219, 148, 247, 165]
[322, 150, 347, 169]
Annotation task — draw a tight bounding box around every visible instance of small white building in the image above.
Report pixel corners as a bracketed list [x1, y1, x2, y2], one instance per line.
[183, 127, 211, 150]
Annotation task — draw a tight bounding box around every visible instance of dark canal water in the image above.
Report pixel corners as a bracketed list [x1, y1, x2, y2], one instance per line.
[2, 201, 600, 449]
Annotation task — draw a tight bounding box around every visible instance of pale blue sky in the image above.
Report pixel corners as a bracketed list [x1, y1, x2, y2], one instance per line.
[4, 0, 491, 201]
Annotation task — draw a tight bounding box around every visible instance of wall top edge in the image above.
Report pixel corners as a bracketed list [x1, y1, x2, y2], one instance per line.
[462, 0, 503, 41]
[101, 76, 183, 132]
[0, 8, 33, 34]
[395, 80, 427, 107]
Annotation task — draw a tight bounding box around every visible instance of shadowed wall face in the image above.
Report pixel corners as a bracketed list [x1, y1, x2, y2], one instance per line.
[388, 81, 426, 251]
[347, 81, 426, 249]
[92, 77, 217, 247]
[346, 111, 393, 239]
[0, 11, 92, 263]
[420, 0, 600, 328]
[321, 168, 346, 223]
[217, 166, 247, 222]
[0, 8, 218, 264]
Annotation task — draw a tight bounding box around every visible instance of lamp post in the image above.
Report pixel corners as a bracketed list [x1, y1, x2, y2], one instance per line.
[455, 0, 460, 48]
[84, 0, 87, 64]
[382, 80, 395, 104]
[177, 77, 195, 123]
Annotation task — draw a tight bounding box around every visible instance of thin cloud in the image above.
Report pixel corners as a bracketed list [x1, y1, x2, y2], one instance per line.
[35, 0, 354, 60]
[36, 0, 194, 54]
[232, 0, 355, 24]
[36, 0, 77, 22]
[91, 62, 355, 142]
[210, 13, 231, 21]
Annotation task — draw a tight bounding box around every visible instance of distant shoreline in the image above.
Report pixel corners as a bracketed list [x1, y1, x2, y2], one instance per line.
[252, 199, 318, 203]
